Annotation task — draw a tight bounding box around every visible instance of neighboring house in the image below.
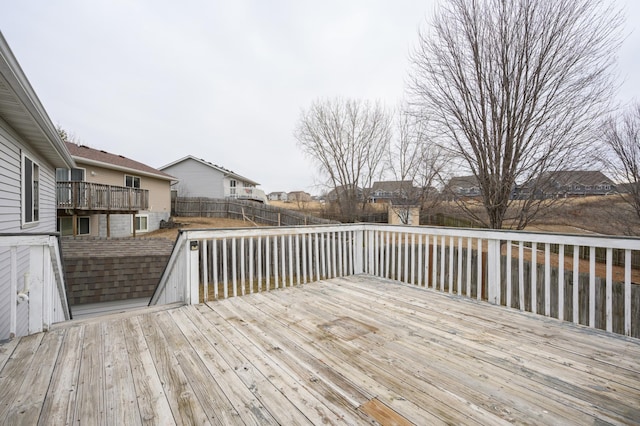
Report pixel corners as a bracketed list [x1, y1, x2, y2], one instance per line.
[325, 185, 364, 202]
[268, 191, 288, 202]
[520, 170, 616, 199]
[57, 143, 175, 237]
[443, 176, 482, 199]
[288, 191, 312, 203]
[159, 155, 267, 203]
[369, 180, 417, 203]
[0, 32, 73, 338]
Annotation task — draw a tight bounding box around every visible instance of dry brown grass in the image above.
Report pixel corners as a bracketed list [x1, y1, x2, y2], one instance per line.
[144, 217, 262, 240]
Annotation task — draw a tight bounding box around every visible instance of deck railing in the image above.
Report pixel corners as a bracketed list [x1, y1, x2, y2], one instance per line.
[0, 234, 71, 339]
[151, 224, 640, 338]
[56, 181, 149, 211]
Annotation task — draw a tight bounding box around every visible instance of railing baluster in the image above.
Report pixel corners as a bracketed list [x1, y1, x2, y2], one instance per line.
[558, 244, 564, 321]
[448, 236, 454, 294]
[289, 235, 294, 287]
[411, 234, 416, 285]
[625, 249, 631, 336]
[476, 239, 482, 300]
[265, 236, 270, 290]
[531, 242, 537, 314]
[249, 237, 254, 294]
[573, 245, 579, 324]
[315, 233, 320, 281]
[417, 234, 423, 286]
[391, 232, 396, 280]
[302, 233, 308, 284]
[545, 243, 550, 316]
[295, 235, 300, 285]
[281, 235, 286, 287]
[606, 248, 613, 332]
[240, 238, 245, 296]
[222, 238, 228, 299]
[320, 232, 326, 279]
[589, 246, 596, 328]
[457, 237, 463, 296]
[518, 241, 524, 310]
[331, 231, 337, 279]
[203, 240, 208, 303]
[440, 235, 445, 292]
[232, 238, 237, 297]
[274, 236, 279, 289]
[404, 233, 409, 284]
[426, 235, 431, 289]
[213, 239, 218, 300]
[466, 237, 472, 297]
[257, 236, 262, 292]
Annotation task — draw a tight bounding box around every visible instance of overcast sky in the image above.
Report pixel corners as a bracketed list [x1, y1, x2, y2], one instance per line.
[2, 1, 639, 195]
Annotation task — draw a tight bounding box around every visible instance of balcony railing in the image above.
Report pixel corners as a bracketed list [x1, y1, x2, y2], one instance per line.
[57, 181, 149, 212]
[225, 186, 268, 203]
[151, 224, 640, 338]
[0, 233, 71, 339]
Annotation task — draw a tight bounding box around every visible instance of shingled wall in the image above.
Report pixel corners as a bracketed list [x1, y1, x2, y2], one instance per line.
[61, 238, 175, 305]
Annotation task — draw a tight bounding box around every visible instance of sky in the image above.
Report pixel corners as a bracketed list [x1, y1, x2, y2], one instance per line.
[1, 1, 639, 195]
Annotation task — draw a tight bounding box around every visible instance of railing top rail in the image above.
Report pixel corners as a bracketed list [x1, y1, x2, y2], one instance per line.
[180, 222, 640, 250]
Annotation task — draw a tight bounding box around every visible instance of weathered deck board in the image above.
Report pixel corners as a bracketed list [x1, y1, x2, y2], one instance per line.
[1, 275, 639, 425]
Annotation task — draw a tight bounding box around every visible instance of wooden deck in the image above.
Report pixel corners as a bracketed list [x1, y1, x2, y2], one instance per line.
[1, 275, 639, 425]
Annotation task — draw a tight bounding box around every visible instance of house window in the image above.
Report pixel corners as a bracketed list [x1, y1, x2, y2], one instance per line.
[22, 154, 40, 225]
[133, 215, 148, 233]
[57, 217, 90, 236]
[125, 175, 141, 188]
[56, 168, 85, 182]
[230, 179, 237, 195]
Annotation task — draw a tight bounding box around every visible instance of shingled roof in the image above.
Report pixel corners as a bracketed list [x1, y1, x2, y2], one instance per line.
[66, 142, 174, 181]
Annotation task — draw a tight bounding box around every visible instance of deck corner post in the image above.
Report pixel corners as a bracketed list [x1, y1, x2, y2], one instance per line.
[187, 239, 200, 304]
[487, 239, 500, 305]
[29, 245, 45, 334]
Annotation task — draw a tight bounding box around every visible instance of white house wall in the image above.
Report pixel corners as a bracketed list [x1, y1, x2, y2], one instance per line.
[0, 124, 59, 340]
[163, 159, 225, 198]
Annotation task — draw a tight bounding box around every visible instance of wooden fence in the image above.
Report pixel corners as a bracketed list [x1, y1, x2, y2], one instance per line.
[172, 197, 338, 226]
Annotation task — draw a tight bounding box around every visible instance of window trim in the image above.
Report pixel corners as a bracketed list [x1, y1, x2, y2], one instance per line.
[125, 174, 141, 189]
[21, 152, 40, 227]
[58, 216, 91, 236]
[131, 214, 149, 233]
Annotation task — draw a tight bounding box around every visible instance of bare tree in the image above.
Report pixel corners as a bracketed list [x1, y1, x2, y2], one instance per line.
[386, 109, 448, 224]
[603, 102, 640, 220]
[408, 0, 623, 229]
[295, 98, 392, 221]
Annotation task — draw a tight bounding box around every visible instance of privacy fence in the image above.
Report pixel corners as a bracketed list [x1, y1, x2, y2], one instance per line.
[172, 197, 337, 227]
[152, 223, 640, 338]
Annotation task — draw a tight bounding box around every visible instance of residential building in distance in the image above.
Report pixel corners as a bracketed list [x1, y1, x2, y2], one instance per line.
[369, 180, 417, 203]
[57, 143, 175, 237]
[160, 155, 267, 203]
[268, 191, 288, 202]
[518, 170, 616, 199]
[288, 191, 312, 203]
[443, 175, 482, 199]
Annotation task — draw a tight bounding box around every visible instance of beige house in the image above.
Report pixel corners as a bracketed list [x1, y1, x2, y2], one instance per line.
[56, 143, 175, 237]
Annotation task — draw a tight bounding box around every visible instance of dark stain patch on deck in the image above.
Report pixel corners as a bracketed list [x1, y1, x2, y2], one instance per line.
[319, 316, 378, 341]
[359, 398, 413, 426]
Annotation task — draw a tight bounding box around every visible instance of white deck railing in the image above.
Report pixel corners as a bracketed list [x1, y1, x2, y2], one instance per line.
[0, 234, 71, 339]
[151, 224, 640, 338]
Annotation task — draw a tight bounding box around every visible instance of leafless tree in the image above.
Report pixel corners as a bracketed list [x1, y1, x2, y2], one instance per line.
[295, 98, 392, 221]
[407, 0, 623, 229]
[386, 109, 448, 224]
[603, 102, 640, 221]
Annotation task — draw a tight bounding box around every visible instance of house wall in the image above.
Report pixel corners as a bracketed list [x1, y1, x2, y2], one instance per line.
[73, 160, 172, 236]
[0, 120, 58, 339]
[162, 159, 225, 198]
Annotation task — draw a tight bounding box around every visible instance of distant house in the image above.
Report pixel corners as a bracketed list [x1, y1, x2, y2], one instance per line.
[288, 191, 312, 203]
[159, 155, 267, 204]
[443, 176, 481, 199]
[57, 143, 175, 237]
[0, 32, 73, 338]
[268, 191, 288, 202]
[520, 170, 616, 199]
[369, 180, 417, 203]
[326, 185, 364, 202]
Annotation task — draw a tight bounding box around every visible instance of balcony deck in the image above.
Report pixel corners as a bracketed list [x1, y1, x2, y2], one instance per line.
[1, 275, 639, 425]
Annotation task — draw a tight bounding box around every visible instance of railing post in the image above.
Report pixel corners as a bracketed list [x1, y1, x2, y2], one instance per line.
[487, 239, 500, 304]
[354, 227, 364, 274]
[187, 240, 200, 304]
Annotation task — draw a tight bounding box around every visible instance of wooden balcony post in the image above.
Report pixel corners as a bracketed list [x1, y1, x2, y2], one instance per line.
[487, 239, 501, 304]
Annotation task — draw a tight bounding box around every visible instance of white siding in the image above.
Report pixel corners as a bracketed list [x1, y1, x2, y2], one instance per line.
[0, 125, 57, 233]
[162, 159, 226, 198]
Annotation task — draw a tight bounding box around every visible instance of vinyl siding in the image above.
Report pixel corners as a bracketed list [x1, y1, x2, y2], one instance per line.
[162, 159, 225, 198]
